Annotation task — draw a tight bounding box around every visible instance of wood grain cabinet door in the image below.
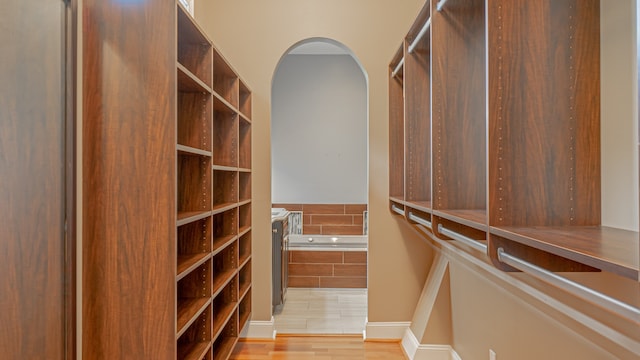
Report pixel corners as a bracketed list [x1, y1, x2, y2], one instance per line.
[0, 0, 74, 359]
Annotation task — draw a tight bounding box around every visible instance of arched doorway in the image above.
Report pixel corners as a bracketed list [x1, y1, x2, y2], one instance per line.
[270, 38, 370, 335]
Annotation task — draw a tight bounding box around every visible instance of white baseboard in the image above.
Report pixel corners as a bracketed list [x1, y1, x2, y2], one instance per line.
[239, 317, 277, 339]
[401, 328, 461, 360]
[364, 321, 411, 340]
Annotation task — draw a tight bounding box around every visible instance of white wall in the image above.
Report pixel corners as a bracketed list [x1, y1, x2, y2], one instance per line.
[601, 0, 639, 231]
[271, 54, 368, 204]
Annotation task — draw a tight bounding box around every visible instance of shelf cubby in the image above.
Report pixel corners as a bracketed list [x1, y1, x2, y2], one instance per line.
[178, 155, 212, 217]
[431, 0, 487, 233]
[213, 170, 237, 210]
[177, 259, 212, 337]
[178, 91, 212, 152]
[238, 202, 251, 235]
[213, 50, 239, 108]
[238, 289, 251, 333]
[212, 208, 237, 254]
[177, 5, 212, 88]
[238, 118, 251, 170]
[239, 172, 251, 202]
[239, 80, 252, 119]
[212, 311, 238, 360]
[177, 305, 212, 360]
[239, 260, 251, 298]
[238, 231, 251, 266]
[213, 242, 237, 295]
[404, 4, 432, 212]
[484, 0, 637, 277]
[389, 44, 405, 203]
[178, 217, 212, 281]
[213, 96, 238, 168]
[213, 276, 238, 339]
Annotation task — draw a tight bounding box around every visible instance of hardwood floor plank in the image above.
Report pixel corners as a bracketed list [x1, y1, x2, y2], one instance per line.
[230, 336, 407, 359]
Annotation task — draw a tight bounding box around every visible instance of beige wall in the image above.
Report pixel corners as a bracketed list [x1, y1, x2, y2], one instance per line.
[448, 259, 632, 360]
[195, 0, 432, 323]
[601, 0, 639, 231]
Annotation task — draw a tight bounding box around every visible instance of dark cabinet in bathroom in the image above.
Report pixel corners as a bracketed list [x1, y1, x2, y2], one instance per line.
[272, 218, 290, 310]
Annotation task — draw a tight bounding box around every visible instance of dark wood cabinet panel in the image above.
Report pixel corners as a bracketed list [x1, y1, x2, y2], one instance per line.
[404, 15, 432, 209]
[82, 0, 176, 358]
[487, 0, 601, 227]
[389, 45, 405, 201]
[0, 0, 73, 358]
[431, 0, 486, 214]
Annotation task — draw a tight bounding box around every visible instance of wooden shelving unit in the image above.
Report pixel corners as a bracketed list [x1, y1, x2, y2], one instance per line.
[389, 44, 405, 213]
[388, 0, 639, 281]
[176, 3, 252, 359]
[431, 0, 486, 237]
[404, 4, 432, 219]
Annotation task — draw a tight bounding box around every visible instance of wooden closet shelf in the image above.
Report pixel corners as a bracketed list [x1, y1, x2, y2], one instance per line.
[178, 211, 212, 227]
[212, 203, 237, 215]
[178, 144, 212, 157]
[213, 337, 239, 360]
[212, 164, 238, 172]
[177, 297, 211, 339]
[213, 235, 237, 255]
[177, 2, 211, 46]
[239, 283, 251, 301]
[433, 209, 487, 232]
[239, 255, 251, 270]
[213, 302, 238, 340]
[213, 92, 238, 115]
[238, 311, 251, 333]
[213, 269, 236, 297]
[238, 226, 251, 238]
[177, 340, 211, 360]
[239, 112, 252, 124]
[237, 226, 251, 238]
[177, 253, 212, 281]
[405, 201, 433, 214]
[178, 63, 213, 93]
[490, 226, 639, 280]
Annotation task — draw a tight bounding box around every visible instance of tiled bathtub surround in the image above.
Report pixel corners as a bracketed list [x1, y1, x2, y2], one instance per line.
[273, 203, 368, 235]
[288, 250, 367, 288]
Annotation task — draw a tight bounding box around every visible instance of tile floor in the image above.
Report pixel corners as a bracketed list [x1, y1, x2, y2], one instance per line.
[274, 288, 367, 335]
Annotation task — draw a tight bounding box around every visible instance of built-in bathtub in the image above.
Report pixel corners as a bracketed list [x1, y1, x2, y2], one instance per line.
[287, 235, 368, 288]
[289, 235, 368, 251]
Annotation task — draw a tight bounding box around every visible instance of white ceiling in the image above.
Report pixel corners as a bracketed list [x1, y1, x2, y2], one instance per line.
[288, 41, 350, 55]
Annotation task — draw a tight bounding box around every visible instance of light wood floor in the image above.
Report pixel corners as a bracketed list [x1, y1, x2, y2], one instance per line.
[229, 335, 407, 359]
[274, 288, 367, 334]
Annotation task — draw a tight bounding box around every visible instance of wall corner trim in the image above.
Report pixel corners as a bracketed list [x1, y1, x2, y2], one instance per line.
[364, 321, 411, 340]
[239, 317, 277, 340]
[401, 328, 461, 360]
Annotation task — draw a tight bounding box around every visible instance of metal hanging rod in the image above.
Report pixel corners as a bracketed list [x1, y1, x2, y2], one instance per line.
[408, 211, 432, 229]
[391, 57, 404, 78]
[438, 224, 487, 253]
[391, 204, 405, 216]
[497, 248, 640, 321]
[436, 0, 449, 12]
[408, 18, 431, 54]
